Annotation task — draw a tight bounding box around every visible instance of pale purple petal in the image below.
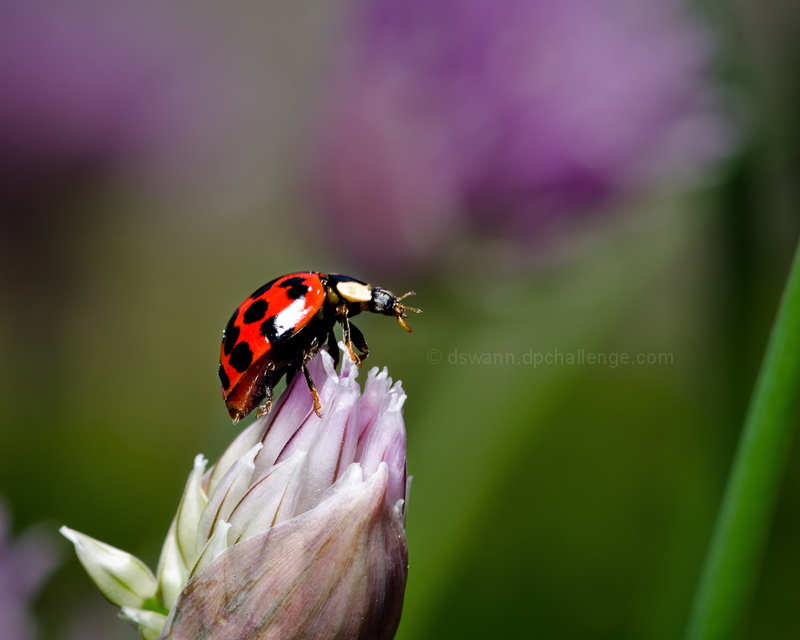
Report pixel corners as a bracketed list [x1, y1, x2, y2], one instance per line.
[357, 382, 408, 508]
[159, 463, 407, 640]
[357, 367, 394, 438]
[227, 451, 308, 543]
[191, 521, 231, 577]
[196, 444, 261, 551]
[252, 353, 337, 478]
[287, 367, 362, 514]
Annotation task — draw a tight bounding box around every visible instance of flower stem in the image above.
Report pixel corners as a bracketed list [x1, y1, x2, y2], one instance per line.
[685, 237, 800, 640]
[142, 597, 170, 616]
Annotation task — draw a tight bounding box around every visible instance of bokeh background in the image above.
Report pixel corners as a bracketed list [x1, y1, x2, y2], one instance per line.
[1, 0, 799, 638]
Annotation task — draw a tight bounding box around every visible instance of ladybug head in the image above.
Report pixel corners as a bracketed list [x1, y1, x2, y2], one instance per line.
[369, 288, 421, 332]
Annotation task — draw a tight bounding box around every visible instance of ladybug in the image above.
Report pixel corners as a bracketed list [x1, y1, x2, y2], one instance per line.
[218, 272, 420, 423]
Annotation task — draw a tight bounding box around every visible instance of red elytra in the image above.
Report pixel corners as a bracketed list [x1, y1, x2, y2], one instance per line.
[218, 272, 419, 424]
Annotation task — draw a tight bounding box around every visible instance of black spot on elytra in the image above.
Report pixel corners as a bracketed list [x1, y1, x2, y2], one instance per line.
[279, 276, 309, 300]
[223, 311, 240, 356]
[260, 316, 281, 344]
[218, 364, 230, 390]
[243, 299, 269, 324]
[260, 315, 297, 345]
[229, 341, 253, 373]
[249, 278, 279, 300]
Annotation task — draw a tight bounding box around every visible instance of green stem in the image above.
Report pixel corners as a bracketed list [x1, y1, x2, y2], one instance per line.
[685, 237, 800, 640]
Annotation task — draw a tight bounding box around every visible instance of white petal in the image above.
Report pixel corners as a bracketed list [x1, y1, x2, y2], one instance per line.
[191, 520, 231, 577]
[60, 527, 157, 609]
[227, 450, 308, 544]
[119, 607, 167, 640]
[321, 461, 364, 497]
[196, 443, 261, 551]
[155, 519, 187, 611]
[206, 419, 267, 495]
[175, 455, 208, 568]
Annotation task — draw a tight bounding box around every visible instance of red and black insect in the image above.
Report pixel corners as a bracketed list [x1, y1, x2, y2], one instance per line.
[218, 272, 420, 423]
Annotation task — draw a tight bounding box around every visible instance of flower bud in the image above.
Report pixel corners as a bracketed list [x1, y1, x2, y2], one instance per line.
[59, 527, 158, 609]
[63, 346, 409, 640]
[120, 608, 168, 640]
[159, 463, 407, 640]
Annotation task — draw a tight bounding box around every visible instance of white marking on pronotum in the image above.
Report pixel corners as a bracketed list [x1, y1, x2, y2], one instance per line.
[336, 281, 372, 303]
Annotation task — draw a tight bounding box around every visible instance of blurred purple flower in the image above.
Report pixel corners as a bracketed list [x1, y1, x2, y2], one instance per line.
[0, 0, 241, 374]
[63, 347, 409, 640]
[0, 0, 231, 190]
[0, 501, 60, 640]
[312, 0, 729, 271]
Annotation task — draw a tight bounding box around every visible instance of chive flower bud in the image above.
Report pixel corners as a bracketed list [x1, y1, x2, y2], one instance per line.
[62, 347, 409, 640]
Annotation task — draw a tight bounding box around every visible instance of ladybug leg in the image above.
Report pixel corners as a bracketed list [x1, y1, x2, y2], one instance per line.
[302, 356, 323, 418]
[255, 384, 274, 418]
[327, 329, 340, 369]
[349, 322, 369, 361]
[337, 305, 362, 368]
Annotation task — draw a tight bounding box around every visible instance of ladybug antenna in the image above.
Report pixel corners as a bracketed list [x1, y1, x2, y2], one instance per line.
[395, 291, 421, 332]
[398, 291, 422, 314]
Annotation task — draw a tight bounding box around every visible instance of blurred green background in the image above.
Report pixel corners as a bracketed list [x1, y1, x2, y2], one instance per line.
[1, 0, 799, 638]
